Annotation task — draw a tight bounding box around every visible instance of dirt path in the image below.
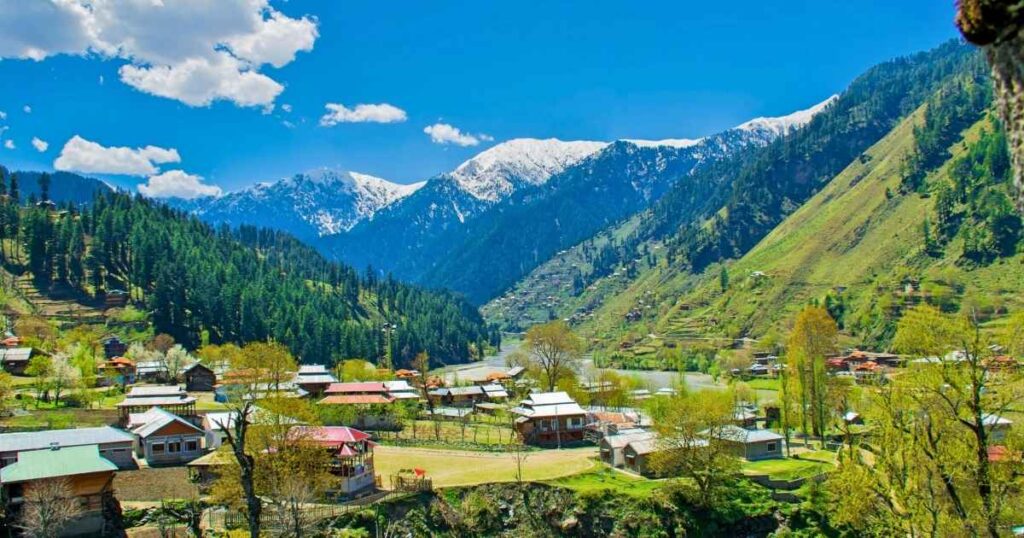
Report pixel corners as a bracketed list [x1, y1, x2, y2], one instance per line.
[373, 445, 599, 488]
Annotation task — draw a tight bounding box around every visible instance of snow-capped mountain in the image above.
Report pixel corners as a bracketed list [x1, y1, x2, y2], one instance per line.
[447, 138, 608, 201]
[622, 95, 837, 149]
[327, 97, 835, 293]
[735, 95, 838, 139]
[183, 169, 424, 240]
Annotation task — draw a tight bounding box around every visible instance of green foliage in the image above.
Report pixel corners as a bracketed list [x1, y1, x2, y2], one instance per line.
[0, 189, 495, 366]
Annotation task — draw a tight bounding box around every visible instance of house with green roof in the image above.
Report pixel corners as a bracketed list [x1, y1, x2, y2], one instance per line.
[0, 444, 119, 537]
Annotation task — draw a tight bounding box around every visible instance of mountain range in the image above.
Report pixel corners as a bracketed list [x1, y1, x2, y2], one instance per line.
[168, 96, 835, 303]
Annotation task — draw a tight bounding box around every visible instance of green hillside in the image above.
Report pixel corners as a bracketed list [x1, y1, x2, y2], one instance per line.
[579, 106, 1024, 365]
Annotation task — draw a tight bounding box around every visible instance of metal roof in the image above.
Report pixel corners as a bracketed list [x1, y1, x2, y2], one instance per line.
[325, 382, 387, 394]
[602, 430, 656, 449]
[127, 385, 186, 397]
[131, 407, 204, 438]
[0, 426, 134, 453]
[298, 364, 330, 374]
[522, 391, 575, 406]
[1, 444, 117, 483]
[715, 425, 784, 444]
[0, 347, 32, 363]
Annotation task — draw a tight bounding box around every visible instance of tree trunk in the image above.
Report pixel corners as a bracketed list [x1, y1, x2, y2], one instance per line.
[956, 2, 1024, 209]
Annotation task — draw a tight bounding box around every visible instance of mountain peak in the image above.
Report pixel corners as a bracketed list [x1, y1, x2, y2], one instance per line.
[448, 138, 608, 201]
[735, 95, 839, 136]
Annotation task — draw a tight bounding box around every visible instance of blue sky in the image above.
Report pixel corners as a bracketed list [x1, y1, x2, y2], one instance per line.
[0, 0, 960, 196]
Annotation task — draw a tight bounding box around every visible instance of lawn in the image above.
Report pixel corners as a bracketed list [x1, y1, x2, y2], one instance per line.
[743, 378, 781, 392]
[373, 445, 599, 488]
[741, 457, 833, 481]
[0, 408, 119, 430]
[543, 466, 665, 496]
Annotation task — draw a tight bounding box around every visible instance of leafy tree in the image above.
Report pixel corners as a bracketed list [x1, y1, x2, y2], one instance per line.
[828, 304, 1024, 536]
[786, 306, 838, 440]
[649, 389, 741, 507]
[525, 321, 583, 392]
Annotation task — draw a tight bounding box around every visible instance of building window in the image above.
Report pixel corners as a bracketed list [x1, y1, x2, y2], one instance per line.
[151, 443, 164, 454]
[186, 440, 199, 452]
[766, 442, 777, 452]
[168, 441, 182, 453]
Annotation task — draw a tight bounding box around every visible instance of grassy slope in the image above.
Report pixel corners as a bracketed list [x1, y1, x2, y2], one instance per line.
[567, 106, 1024, 358]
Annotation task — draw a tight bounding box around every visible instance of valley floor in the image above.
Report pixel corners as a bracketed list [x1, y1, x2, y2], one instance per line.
[372, 445, 599, 488]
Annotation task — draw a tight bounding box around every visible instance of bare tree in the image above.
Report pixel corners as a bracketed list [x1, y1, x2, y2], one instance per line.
[18, 478, 84, 538]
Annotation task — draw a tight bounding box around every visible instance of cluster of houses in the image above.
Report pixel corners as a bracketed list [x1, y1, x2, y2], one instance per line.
[0, 399, 383, 536]
[597, 409, 785, 476]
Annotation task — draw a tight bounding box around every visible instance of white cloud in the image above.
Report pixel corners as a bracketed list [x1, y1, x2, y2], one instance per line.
[54, 135, 180, 176]
[3, 140, 14, 150]
[138, 169, 222, 199]
[320, 103, 407, 126]
[22, 105, 31, 114]
[0, 0, 319, 109]
[281, 104, 292, 113]
[31, 137, 48, 152]
[0, 110, 6, 120]
[423, 123, 489, 147]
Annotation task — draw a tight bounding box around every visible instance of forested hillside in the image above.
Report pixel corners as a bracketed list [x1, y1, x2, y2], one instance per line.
[0, 169, 497, 366]
[648, 41, 985, 273]
[548, 78, 1024, 368]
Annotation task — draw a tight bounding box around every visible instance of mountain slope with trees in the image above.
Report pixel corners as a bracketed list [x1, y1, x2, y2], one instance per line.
[0, 169, 496, 366]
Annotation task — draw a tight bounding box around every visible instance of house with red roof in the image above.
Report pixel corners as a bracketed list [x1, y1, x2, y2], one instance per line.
[290, 426, 378, 497]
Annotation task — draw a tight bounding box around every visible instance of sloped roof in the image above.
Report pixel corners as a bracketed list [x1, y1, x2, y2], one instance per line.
[0, 426, 134, 453]
[715, 425, 784, 444]
[523, 391, 575, 406]
[118, 395, 196, 407]
[127, 385, 186, 397]
[603, 430, 656, 449]
[1, 445, 117, 483]
[625, 438, 660, 455]
[325, 382, 387, 394]
[0, 347, 32, 363]
[291, 426, 370, 445]
[131, 407, 203, 438]
[298, 364, 330, 375]
[318, 394, 394, 405]
[295, 374, 338, 384]
[183, 362, 214, 374]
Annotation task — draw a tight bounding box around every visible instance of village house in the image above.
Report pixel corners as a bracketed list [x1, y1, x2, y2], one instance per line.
[117, 385, 196, 424]
[293, 364, 339, 396]
[202, 407, 301, 450]
[983, 414, 1013, 443]
[428, 385, 488, 407]
[481, 383, 509, 401]
[183, 362, 217, 391]
[0, 347, 33, 375]
[102, 336, 128, 360]
[0, 444, 120, 537]
[290, 426, 379, 498]
[99, 356, 136, 385]
[135, 360, 170, 382]
[129, 407, 205, 465]
[511, 391, 588, 446]
[0, 426, 137, 470]
[623, 437, 662, 476]
[383, 379, 421, 401]
[600, 430, 656, 468]
[713, 425, 784, 460]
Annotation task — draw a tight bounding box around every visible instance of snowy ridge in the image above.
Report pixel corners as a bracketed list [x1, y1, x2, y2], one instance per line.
[621, 138, 704, 149]
[736, 95, 838, 137]
[190, 168, 424, 237]
[447, 138, 608, 201]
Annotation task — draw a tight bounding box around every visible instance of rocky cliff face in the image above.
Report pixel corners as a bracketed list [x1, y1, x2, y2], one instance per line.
[957, 0, 1024, 208]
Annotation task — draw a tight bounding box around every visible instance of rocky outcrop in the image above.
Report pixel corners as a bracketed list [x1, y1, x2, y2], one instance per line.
[957, 0, 1024, 208]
